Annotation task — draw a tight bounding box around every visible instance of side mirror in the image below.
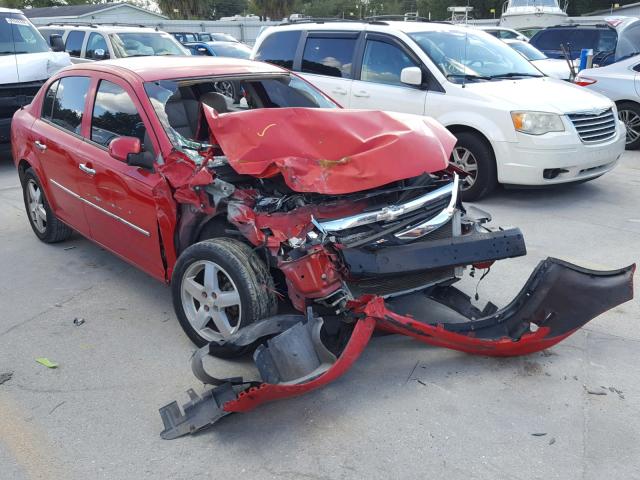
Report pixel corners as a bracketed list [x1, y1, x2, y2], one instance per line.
[50, 34, 64, 52]
[108, 136, 141, 162]
[400, 66, 423, 86]
[197, 47, 209, 55]
[94, 48, 108, 60]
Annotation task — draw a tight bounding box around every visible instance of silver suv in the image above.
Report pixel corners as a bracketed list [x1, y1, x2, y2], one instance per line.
[38, 24, 189, 63]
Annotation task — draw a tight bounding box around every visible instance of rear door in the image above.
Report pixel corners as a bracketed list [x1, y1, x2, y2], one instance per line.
[75, 74, 165, 280]
[349, 33, 427, 115]
[297, 32, 358, 107]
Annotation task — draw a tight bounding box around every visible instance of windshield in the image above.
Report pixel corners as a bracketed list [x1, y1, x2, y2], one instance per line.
[0, 14, 49, 55]
[509, 41, 547, 60]
[209, 42, 251, 59]
[409, 29, 542, 83]
[110, 32, 188, 57]
[144, 74, 338, 158]
[210, 33, 237, 42]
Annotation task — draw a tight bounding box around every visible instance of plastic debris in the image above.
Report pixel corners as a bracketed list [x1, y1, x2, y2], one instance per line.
[73, 317, 85, 326]
[35, 358, 58, 368]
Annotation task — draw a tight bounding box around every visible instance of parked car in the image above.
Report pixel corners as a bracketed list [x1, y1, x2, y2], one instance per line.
[38, 24, 189, 63]
[0, 8, 70, 150]
[184, 41, 251, 58]
[173, 31, 239, 43]
[253, 21, 626, 200]
[529, 17, 640, 66]
[477, 26, 529, 42]
[503, 39, 572, 80]
[518, 27, 542, 39]
[575, 54, 640, 149]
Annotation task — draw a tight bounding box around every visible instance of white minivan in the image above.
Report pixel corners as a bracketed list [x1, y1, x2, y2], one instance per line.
[252, 21, 625, 200]
[0, 8, 70, 150]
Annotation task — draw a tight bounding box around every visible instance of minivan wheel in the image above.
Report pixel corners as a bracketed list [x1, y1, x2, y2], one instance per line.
[21, 168, 72, 243]
[172, 238, 277, 357]
[617, 102, 640, 150]
[450, 132, 497, 201]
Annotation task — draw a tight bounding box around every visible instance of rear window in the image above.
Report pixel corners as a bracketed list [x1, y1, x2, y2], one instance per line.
[0, 13, 49, 54]
[65, 30, 85, 57]
[532, 28, 618, 54]
[301, 36, 357, 78]
[254, 30, 301, 69]
[50, 76, 90, 134]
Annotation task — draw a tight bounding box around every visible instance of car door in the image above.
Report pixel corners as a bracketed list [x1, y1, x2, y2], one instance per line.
[349, 34, 427, 115]
[64, 30, 91, 64]
[297, 32, 358, 107]
[74, 74, 166, 280]
[31, 75, 92, 237]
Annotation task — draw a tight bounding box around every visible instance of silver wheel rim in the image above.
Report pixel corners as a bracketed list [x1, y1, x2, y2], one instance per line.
[214, 81, 234, 99]
[181, 260, 242, 342]
[451, 147, 478, 190]
[26, 179, 47, 233]
[619, 109, 640, 145]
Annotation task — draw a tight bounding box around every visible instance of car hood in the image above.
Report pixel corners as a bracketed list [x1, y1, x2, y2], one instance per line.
[204, 107, 455, 194]
[0, 52, 71, 84]
[463, 77, 613, 113]
[532, 59, 572, 80]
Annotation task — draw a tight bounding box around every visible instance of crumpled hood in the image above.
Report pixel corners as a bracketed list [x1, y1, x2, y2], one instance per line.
[463, 77, 613, 113]
[204, 107, 455, 194]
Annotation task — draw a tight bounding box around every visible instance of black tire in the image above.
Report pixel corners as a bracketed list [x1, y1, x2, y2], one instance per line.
[172, 237, 277, 357]
[21, 168, 73, 243]
[450, 132, 498, 202]
[617, 101, 640, 150]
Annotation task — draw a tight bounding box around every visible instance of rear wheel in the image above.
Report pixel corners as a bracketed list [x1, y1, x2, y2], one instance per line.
[450, 132, 497, 202]
[172, 238, 277, 356]
[617, 102, 640, 150]
[21, 168, 72, 243]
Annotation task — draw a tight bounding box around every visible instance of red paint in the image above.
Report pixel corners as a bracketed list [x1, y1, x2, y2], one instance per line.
[108, 136, 141, 162]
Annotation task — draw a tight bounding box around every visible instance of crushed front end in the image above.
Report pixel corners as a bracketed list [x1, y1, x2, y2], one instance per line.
[157, 107, 635, 439]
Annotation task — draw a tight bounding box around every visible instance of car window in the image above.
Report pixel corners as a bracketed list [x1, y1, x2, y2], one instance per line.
[65, 30, 85, 57]
[361, 39, 418, 86]
[509, 41, 547, 61]
[91, 80, 148, 150]
[86, 33, 109, 60]
[209, 42, 251, 59]
[109, 32, 187, 57]
[50, 76, 90, 134]
[617, 24, 640, 60]
[302, 36, 356, 78]
[254, 30, 301, 69]
[0, 15, 50, 54]
[41, 80, 59, 120]
[189, 45, 211, 56]
[499, 30, 518, 39]
[532, 28, 617, 54]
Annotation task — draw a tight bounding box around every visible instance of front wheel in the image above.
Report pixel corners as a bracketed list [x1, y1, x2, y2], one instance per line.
[171, 238, 277, 356]
[450, 132, 498, 202]
[617, 102, 640, 150]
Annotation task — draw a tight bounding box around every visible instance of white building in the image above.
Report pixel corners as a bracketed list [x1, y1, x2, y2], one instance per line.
[24, 2, 167, 25]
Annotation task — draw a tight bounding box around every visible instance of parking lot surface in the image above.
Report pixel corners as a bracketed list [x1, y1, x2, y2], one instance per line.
[1, 152, 639, 480]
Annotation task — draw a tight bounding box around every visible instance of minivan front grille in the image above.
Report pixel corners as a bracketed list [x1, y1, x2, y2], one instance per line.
[568, 108, 617, 143]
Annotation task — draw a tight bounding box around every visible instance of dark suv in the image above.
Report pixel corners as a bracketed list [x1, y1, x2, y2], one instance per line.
[530, 17, 640, 66]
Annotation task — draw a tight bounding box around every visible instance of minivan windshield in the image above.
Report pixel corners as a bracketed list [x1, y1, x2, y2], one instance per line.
[110, 32, 188, 57]
[409, 29, 543, 83]
[0, 13, 49, 55]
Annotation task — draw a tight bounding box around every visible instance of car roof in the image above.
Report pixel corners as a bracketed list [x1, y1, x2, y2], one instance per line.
[63, 56, 284, 82]
[39, 24, 163, 33]
[0, 7, 22, 14]
[268, 20, 474, 35]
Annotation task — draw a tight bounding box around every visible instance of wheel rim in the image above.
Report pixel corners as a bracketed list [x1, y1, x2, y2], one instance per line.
[451, 147, 478, 190]
[26, 179, 47, 233]
[181, 260, 242, 342]
[214, 81, 234, 99]
[618, 109, 640, 145]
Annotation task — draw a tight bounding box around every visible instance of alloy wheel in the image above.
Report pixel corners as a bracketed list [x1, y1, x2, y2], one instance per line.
[451, 146, 478, 190]
[26, 179, 47, 234]
[181, 260, 242, 342]
[618, 109, 640, 146]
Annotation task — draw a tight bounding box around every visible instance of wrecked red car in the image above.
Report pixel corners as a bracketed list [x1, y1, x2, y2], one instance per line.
[11, 57, 634, 439]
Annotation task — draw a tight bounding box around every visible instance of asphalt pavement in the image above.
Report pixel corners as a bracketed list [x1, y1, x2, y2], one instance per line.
[0, 151, 639, 480]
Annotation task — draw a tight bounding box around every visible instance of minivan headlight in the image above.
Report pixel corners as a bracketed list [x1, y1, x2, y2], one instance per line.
[511, 111, 565, 135]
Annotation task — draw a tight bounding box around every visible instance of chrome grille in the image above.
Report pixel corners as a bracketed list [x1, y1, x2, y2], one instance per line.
[568, 108, 617, 143]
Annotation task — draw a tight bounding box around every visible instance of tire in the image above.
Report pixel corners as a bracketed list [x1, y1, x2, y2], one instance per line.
[21, 168, 73, 243]
[617, 101, 640, 150]
[450, 132, 498, 202]
[172, 237, 277, 357]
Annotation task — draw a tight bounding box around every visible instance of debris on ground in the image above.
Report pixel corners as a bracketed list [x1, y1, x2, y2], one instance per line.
[531, 432, 547, 437]
[35, 358, 58, 369]
[63, 246, 76, 251]
[73, 317, 85, 326]
[584, 385, 607, 395]
[49, 401, 66, 415]
[608, 386, 625, 399]
[549, 437, 556, 445]
[0, 372, 13, 385]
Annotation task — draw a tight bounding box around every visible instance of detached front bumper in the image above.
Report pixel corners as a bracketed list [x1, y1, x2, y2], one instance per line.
[160, 258, 634, 439]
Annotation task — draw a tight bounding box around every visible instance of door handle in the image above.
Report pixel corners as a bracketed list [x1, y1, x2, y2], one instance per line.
[353, 90, 370, 98]
[331, 87, 348, 95]
[79, 163, 96, 176]
[34, 140, 47, 151]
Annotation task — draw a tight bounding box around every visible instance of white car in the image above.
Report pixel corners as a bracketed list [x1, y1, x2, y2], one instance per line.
[477, 26, 530, 42]
[575, 55, 640, 149]
[504, 39, 572, 80]
[253, 21, 625, 200]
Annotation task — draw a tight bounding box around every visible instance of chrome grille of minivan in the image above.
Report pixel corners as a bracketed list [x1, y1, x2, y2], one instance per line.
[568, 108, 617, 143]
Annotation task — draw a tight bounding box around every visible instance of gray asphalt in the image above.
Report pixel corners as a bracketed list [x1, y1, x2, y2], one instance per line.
[0, 151, 639, 480]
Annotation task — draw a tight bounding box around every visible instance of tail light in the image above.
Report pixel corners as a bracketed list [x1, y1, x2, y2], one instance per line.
[574, 77, 597, 86]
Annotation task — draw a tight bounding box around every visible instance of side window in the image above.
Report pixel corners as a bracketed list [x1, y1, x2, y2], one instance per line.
[617, 25, 640, 59]
[500, 30, 518, 39]
[50, 76, 90, 134]
[86, 33, 109, 60]
[65, 30, 85, 57]
[361, 40, 418, 86]
[301, 36, 356, 78]
[254, 30, 301, 69]
[91, 80, 148, 151]
[41, 80, 59, 120]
